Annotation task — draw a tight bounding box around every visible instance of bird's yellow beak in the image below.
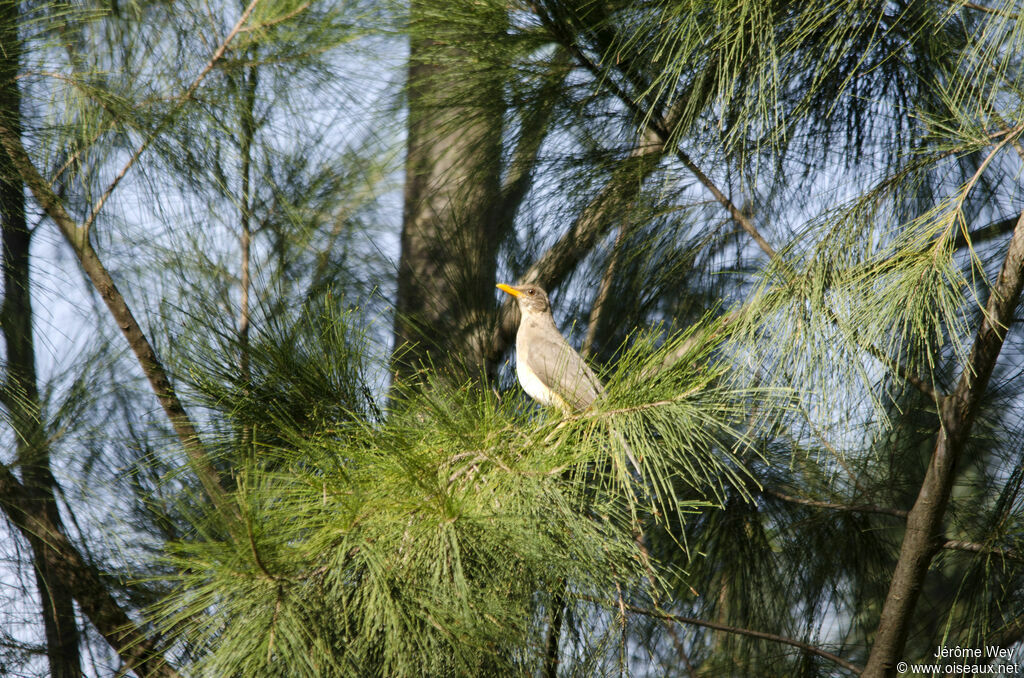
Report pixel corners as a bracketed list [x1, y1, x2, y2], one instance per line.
[496, 283, 522, 298]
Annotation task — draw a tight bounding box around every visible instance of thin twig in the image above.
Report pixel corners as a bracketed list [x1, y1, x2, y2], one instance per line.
[941, 539, 1023, 563]
[945, 0, 1019, 18]
[238, 2, 310, 32]
[583, 221, 630, 357]
[953, 124, 1024, 220]
[860, 343, 938, 401]
[574, 594, 863, 675]
[81, 0, 263, 236]
[797, 413, 867, 494]
[763, 488, 909, 519]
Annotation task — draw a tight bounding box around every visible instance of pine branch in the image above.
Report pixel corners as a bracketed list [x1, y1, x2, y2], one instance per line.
[985, 613, 1024, 655]
[944, 0, 1019, 18]
[574, 594, 863, 675]
[940, 539, 1023, 563]
[863, 204, 1024, 677]
[766, 490, 1024, 562]
[498, 49, 572, 240]
[531, 10, 778, 261]
[582, 220, 629, 357]
[666, 123, 939, 403]
[236, 59, 257, 452]
[532, 6, 939, 401]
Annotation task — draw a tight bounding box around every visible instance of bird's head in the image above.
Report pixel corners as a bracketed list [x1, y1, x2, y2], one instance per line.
[496, 283, 550, 316]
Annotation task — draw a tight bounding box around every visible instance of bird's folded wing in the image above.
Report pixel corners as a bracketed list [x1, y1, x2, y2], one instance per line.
[529, 332, 604, 411]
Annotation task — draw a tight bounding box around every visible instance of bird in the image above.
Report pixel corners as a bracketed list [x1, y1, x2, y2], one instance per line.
[496, 283, 603, 413]
[497, 282, 643, 473]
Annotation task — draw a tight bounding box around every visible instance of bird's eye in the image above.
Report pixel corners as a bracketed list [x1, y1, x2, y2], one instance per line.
[527, 288, 536, 295]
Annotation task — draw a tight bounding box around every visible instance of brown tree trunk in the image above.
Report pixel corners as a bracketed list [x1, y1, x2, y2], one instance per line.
[0, 189, 83, 678]
[0, 5, 81, 675]
[392, 1, 505, 379]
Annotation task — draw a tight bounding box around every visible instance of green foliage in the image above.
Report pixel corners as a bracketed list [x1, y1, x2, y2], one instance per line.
[150, 304, 776, 676]
[182, 293, 378, 440]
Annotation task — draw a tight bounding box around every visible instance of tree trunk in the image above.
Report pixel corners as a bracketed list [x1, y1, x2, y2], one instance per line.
[0, 193, 83, 678]
[392, 0, 505, 379]
[863, 207, 1024, 677]
[0, 463, 180, 677]
[0, 4, 82, 675]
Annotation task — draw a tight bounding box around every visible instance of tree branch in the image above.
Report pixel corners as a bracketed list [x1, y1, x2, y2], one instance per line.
[863, 204, 1024, 677]
[0, 461, 179, 678]
[575, 594, 862, 675]
[671, 129, 938, 402]
[534, 12, 779, 262]
[984, 613, 1024, 656]
[762, 488, 909, 519]
[532, 9, 938, 400]
[765, 489, 1024, 563]
[0, 124, 236, 521]
[953, 215, 1020, 251]
[582, 219, 629, 357]
[677, 142, 938, 400]
[940, 539, 1023, 563]
[944, 0, 1019, 19]
[498, 49, 572, 241]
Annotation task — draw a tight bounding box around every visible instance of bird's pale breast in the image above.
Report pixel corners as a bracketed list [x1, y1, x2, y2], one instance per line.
[515, 357, 557, 407]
